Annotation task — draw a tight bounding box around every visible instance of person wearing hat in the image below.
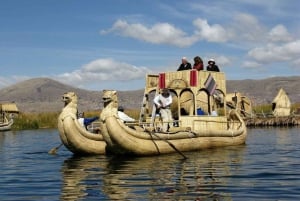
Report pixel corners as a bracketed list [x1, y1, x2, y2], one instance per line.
[153, 88, 173, 132]
[206, 59, 220, 72]
[117, 106, 136, 123]
[177, 57, 192, 71]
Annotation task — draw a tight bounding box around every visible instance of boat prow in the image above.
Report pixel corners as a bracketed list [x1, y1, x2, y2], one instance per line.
[57, 92, 106, 155]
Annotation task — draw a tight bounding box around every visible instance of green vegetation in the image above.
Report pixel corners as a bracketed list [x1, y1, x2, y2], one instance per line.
[253, 104, 273, 115]
[124, 109, 140, 119]
[12, 112, 60, 130]
[253, 103, 300, 115]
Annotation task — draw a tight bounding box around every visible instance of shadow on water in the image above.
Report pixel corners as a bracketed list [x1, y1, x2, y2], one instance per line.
[60, 145, 246, 200]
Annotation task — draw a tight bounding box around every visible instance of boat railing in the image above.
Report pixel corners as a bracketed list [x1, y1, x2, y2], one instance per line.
[87, 121, 101, 133]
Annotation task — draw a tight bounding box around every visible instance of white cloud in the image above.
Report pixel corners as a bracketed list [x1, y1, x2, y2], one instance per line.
[268, 24, 293, 42]
[100, 14, 274, 48]
[100, 18, 233, 47]
[100, 19, 198, 47]
[193, 19, 231, 42]
[248, 40, 300, 63]
[242, 61, 262, 69]
[55, 58, 152, 87]
[204, 55, 231, 67]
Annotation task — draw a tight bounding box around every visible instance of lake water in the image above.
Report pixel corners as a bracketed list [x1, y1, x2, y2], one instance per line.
[0, 127, 300, 201]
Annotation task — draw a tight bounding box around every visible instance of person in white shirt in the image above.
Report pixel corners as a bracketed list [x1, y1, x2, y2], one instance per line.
[117, 106, 135, 123]
[153, 88, 173, 132]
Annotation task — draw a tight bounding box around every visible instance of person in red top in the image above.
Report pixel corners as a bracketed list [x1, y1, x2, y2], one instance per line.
[192, 56, 204, 71]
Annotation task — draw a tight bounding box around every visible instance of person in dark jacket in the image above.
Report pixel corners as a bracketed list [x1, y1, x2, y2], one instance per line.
[177, 57, 192, 71]
[206, 59, 220, 72]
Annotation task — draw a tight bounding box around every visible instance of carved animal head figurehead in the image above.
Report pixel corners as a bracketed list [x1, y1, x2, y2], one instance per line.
[102, 90, 118, 108]
[62, 92, 78, 107]
[100, 90, 118, 121]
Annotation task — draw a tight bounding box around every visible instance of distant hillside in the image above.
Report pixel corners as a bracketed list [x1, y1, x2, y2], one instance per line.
[0, 78, 143, 113]
[0, 76, 299, 113]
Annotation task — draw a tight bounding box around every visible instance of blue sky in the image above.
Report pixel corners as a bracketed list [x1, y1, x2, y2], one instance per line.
[0, 0, 299, 91]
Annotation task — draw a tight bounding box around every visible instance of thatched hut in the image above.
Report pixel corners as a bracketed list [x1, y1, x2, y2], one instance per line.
[0, 102, 19, 124]
[0, 103, 19, 113]
[272, 88, 291, 117]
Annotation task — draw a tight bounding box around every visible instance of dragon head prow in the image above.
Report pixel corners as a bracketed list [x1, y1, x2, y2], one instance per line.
[100, 90, 118, 121]
[61, 92, 78, 115]
[102, 90, 118, 107]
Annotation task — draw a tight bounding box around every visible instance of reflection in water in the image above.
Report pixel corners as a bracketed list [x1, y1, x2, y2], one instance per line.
[60, 146, 246, 200]
[60, 156, 108, 200]
[275, 127, 292, 146]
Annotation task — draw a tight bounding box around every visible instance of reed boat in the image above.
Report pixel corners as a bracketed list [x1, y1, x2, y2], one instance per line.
[57, 92, 106, 155]
[0, 102, 19, 132]
[100, 70, 247, 156]
[0, 119, 14, 131]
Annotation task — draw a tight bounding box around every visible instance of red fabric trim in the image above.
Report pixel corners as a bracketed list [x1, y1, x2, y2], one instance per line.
[190, 70, 197, 86]
[159, 73, 166, 89]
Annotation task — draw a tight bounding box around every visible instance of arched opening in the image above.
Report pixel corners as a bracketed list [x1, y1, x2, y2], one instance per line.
[196, 89, 209, 115]
[178, 89, 194, 116]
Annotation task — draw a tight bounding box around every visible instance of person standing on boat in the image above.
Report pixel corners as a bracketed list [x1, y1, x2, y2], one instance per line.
[153, 88, 173, 132]
[192, 56, 204, 71]
[206, 59, 220, 72]
[117, 106, 135, 123]
[177, 57, 192, 71]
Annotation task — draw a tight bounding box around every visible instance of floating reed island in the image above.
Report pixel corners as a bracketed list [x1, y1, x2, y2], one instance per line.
[226, 88, 300, 127]
[244, 115, 300, 127]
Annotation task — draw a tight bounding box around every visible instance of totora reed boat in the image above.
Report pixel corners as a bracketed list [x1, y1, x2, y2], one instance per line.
[0, 102, 19, 132]
[100, 70, 247, 156]
[57, 92, 106, 155]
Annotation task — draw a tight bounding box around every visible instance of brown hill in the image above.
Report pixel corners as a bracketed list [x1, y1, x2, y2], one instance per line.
[0, 77, 143, 113]
[0, 76, 299, 113]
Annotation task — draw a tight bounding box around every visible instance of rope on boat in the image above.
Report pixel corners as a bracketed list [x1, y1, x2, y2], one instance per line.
[149, 131, 160, 154]
[149, 131, 187, 159]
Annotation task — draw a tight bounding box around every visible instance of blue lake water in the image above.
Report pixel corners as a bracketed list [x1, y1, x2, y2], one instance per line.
[0, 127, 300, 200]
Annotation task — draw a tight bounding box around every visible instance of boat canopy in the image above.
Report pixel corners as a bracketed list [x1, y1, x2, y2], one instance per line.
[0, 103, 19, 113]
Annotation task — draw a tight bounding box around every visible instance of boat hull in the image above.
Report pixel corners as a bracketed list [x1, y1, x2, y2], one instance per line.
[0, 119, 14, 131]
[102, 110, 247, 156]
[58, 111, 106, 155]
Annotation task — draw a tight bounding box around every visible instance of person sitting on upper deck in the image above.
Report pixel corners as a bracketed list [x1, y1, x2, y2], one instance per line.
[177, 57, 192, 71]
[192, 56, 204, 71]
[206, 59, 220, 72]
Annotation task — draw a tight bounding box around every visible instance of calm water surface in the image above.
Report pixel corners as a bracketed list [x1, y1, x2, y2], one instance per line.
[0, 128, 300, 200]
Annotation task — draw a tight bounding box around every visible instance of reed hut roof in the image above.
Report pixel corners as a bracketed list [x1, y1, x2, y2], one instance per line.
[272, 88, 291, 116]
[0, 103, 19, 113]
[272, 88, 291, 107]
